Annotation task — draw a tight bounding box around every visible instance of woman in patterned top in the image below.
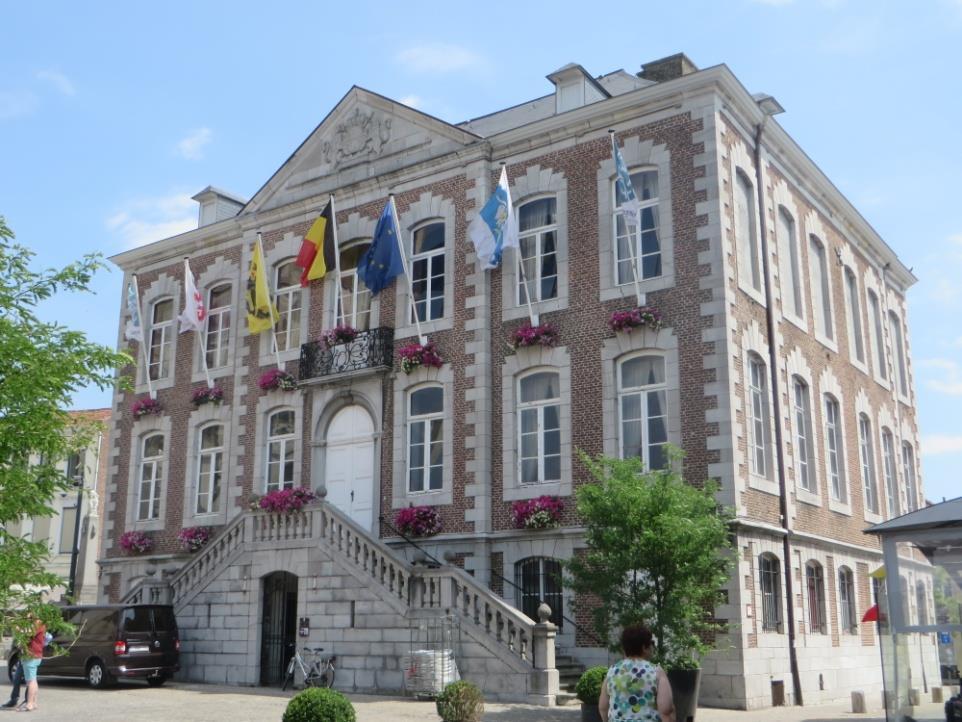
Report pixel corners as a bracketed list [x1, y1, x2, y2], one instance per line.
[599, 624, 675, 722]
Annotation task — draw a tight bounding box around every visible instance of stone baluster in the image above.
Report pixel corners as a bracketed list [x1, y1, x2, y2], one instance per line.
[528, 602, 559, 706]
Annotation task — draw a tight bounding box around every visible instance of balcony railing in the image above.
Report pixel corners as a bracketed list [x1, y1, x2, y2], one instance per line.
[299, 327, 394, 382]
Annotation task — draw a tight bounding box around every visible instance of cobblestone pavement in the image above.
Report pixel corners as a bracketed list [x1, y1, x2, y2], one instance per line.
[0, 678, 948, 722]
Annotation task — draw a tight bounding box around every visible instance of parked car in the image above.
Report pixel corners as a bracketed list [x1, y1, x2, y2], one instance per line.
[6, 604, 180, 689]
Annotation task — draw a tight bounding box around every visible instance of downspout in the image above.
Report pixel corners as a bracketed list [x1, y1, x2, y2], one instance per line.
[753, 120, 803, 706]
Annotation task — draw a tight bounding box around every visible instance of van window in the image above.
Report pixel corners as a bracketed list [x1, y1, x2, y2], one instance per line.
[121, 607, 153, 634]
[84, 611, 117, 638]
[152, 607, 177, 632]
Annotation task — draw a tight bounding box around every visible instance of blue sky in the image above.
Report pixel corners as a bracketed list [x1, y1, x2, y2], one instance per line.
[2, 0, 960, 503]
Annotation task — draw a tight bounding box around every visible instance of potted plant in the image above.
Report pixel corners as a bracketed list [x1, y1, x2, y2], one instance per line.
[119, 530, 153, 555]
[283, 687, 356, 722]
[511, 495, 564, 530]
[435, 680, 484, 722]
[608, 306, 663, 334]
[177, 526, 211, 552]
[575, 666, 607, 722]
[321, 323, 359, 348]
[394, 505, 442, 538]
[566, 448, 734, 722]
[397, 340, 444, 374]
[131, 396, 162, 419]
[258, 368, 297, 391]
[508, 321, 559, 350]
[257, 487, 316, 513]
[191, 385, 223, 406]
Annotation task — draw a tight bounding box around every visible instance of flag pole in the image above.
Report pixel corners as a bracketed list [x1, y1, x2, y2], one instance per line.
[184, 257, 213, 389]
[610, 130, 645, 308]
[500, 162, 538, 326]
[258, 232, 284, 369]
[329, 194, 349, 327]
[131, 273, 155, 399]
[389, 194, 427, 345]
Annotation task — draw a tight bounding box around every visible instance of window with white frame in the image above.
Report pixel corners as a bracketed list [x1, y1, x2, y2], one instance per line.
[889, 311, 909, 396]
[410, 222, 445, 322]
[273, 261, 302, 352]
[147, 299, 174, 381]
[844, 269, 865, 364]
[902, 442, 918, 512]
[335, 242, 372, 330]
[518, 198, 558, 305]
[137, 434, 164, 521]
[614, 169, 661, 285]
[868, 290, 887, 380]
[838, 566, 857, 634]
[858, 413, 880, 514]
[792, 377, 815, 493]
[806, 561, 827, 634]
[809, 236, 833, 341]
[515, 557, 564, 629]
[777, 207, 803, 318]
[881, 428, 900, 518]
[618, 355, 668, 471]
[735, 170, 761, 292]
[759, 553, 782, 632]
[408, 386, 444, 493]
[58, 506, 78, 554]
[825, 395, 846, 502]
[195, 424, 224, 515]
[518, 371, 561, 484]
[205, 283, 232, 369]
[265, 410, 295, 492]
[747, 354, 770, 478]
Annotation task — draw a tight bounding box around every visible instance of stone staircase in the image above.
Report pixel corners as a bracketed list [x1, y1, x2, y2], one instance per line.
[555, 651, 587, 705]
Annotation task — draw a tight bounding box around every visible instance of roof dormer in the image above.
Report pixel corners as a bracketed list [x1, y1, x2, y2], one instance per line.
[546, 63, 610, 114]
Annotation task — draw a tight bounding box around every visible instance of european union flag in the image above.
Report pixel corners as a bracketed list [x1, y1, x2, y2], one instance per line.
[358, 198, 405, 295]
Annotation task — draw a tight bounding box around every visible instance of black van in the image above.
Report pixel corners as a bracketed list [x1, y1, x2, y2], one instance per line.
[7, 604, 180, 689]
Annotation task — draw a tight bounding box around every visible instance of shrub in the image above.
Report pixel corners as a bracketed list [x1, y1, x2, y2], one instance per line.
[575, 666, 608, 705]
[282, 688, 356, 722]
[394, 505, 441, 537]
[435, 680, 484, 722]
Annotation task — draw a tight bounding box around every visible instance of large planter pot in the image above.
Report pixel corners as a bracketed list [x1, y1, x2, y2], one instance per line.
[580, 702, 603, 722]
[667, 668, 702, 722]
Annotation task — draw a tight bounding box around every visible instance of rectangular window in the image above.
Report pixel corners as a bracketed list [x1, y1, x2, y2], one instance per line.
[148, 299, 174, 380]
[809, 237, 833, 341]
[615, 170, 661, 284]
[793, 380, 814, 492]
[747, 356, 769, 478]
[759, 555, 782, 632]
[273, 262, 303, 353]
[138, 434, 164, 521]
[58, 506, 78, 554]
[882, 429, 899, 518]
[858, 415, 879, 514]
[518, 198, 558, 304]
[845, 269, 865, 363]
[838, 568, 857, 634]
[266, 411, 296, 492]
[205, 284, 232, 369]
[889, 312, 909, 396]
[408, 387, 444, 493]
[65, 452, 83, 485]
[618, 356, 668, 471]
[411, 223, 445, 323]
[735, 171, 761, 292]
[336, 244, 372, 331]
[868, 291, 887, 380]
[825, 397, 846, 502]
[806, 564, 827, 634]
[902, 443, 917, 512]
[196, 425, 224, 515]
[519, 372, 561, 484]
[777, 207, 803, 319]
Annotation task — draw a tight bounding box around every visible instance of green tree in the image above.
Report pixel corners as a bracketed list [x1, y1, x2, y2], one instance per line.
[566, 449, 734, 669]
[0, 215, 128, 647]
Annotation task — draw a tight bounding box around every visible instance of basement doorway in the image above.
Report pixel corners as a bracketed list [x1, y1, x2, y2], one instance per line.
[260, 571, 298, 686]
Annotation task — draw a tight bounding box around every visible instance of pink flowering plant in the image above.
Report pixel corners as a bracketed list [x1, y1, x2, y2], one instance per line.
[321, 323, 359, 347]
[394, 505, 442, 538]
[397, 340, 444, 374]
[608, 306, 663, 334]
[509, 321, 559, 350]
[257, 487, 316, 513]
[258, 368, 297, 391]
[131, 396, 162, 420]
[191, 385, 224, 406]
[512, 496, 565, 530]
[119, 530, 153, 554]
[177, 526, 211, 553]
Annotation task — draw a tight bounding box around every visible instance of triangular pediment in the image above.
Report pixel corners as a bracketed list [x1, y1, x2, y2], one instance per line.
[245, 87, 481, 214]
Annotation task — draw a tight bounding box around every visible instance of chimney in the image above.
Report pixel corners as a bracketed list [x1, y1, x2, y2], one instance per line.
[638, 53, 698, 83]
[192, 186, 246, 228]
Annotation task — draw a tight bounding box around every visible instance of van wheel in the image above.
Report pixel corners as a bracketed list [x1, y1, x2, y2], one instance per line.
[87, 660, 114, 689]
[7, 655, 18, 683]
[146, 676, 166, 687]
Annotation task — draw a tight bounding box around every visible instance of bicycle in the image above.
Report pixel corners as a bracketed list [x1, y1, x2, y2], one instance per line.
[282, 646, 336, 691]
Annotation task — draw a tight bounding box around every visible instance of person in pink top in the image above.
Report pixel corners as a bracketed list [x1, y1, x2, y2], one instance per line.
[18, 619, 46, 712]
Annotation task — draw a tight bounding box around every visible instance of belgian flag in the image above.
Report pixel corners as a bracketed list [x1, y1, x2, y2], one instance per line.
[295, 200, 337, 287]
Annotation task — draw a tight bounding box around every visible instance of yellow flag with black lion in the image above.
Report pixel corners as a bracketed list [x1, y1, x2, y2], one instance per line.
[246, 235, 279, 334]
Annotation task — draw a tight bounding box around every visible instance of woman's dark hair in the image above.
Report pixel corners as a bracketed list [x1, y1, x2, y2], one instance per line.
[621, 624, 654, 657]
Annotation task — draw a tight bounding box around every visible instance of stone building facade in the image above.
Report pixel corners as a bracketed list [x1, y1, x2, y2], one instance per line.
[102, 54, 936, 708]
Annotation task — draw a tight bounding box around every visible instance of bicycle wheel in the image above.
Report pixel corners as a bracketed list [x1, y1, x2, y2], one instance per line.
[281, 658, 296, 691]
[318, 664, 335, 689]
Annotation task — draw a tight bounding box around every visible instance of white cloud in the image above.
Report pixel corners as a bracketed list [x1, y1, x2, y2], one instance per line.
[106, 193, 196, 249]
[399, 95, 422, 109]
[396, 44, 486, 74]
[922, 434, 962, 456]
[36, 69, 76, 97]
[918, 357, 962, 395]
[176, 127, 213, 160]
[0, 90, 38, 120]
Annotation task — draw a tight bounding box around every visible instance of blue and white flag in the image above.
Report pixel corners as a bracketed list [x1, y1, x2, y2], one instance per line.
[612, 134, 640, 226]
[469, 166, 518, 270]
[124, 280, 143, 342]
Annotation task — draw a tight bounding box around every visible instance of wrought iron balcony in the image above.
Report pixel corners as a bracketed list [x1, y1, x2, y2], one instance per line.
[299, 327, 394, 382]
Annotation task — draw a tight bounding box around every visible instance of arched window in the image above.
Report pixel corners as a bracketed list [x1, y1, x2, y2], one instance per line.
[195, 424, 224, 515]
[515, 557, 563, 628]
[735, 170, 761, 292]
[410, 222, 445, 322]
[273, 260, 302, 352]
[868, 290, 887, 379]
[844, 268, 865, 363]
[408, 386, 444, 493]
[205, 283, 232, 369]
[137, 434, 164, 521]
[824, 395, 846, 502]
[614, 169, 661, 285]
[747, 354, 770, 478]
[858, 413, 879, 514]
[265, 410, 296, 492]
[806, 561, 827, 634]
[881, 428, 899, 518]
[792, 377, 814, 492]
[809, 236, 834, 341]
[902, 442, 918, 512]
[916, 581, 928, 626]
[148, 298, 174, 380]
[838, 566, 857, 634]
[336, 242, 372, 330]
[618, 355, 667, 470]
[518, 198, 558, 304]
[758, 553, 782, 632]
[777, 206, 803, 318]
[518, 371, 561, 484]
[889, 311, 908, 396]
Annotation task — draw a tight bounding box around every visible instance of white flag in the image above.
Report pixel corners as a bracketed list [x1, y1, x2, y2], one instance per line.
[468, 166, 518, 269]
[124, 280, 143, 342]
[178, 258, 206, 333]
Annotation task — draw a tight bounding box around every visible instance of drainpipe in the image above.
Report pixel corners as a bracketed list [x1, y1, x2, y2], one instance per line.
[753, 116, 803, 706]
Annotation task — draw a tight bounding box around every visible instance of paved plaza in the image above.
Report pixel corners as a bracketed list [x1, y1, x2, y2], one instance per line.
[0, 676, 950, 722]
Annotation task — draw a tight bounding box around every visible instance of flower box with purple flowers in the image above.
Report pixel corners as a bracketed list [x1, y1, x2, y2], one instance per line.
[608, 306, 663, 334]
[397, 340, 444, 374]
[178, 526, 211, 552]
[131, 396, 163, 419]
[512, 495, 565, 530]
[257, 487, 316, 513]
[258, 369, 297, 392]
[509, 322, 559, 350]
[119, 530, 153, 554]
[395, 505, 442, 538]
[321, 324, 359, 348]
[191, 385, 224, 406]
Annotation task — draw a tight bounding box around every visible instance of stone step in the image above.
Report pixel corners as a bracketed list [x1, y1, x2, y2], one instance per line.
[556, 691, 579, 706]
